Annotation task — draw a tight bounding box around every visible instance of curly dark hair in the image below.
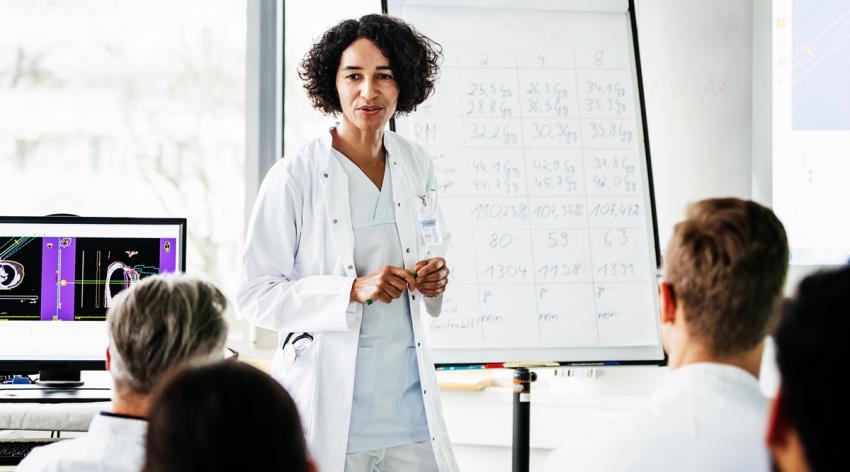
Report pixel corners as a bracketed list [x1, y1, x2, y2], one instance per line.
[299, 14, 441, 116]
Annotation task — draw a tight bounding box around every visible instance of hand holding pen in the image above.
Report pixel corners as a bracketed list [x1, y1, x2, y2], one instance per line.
[349, 266, 416, 305]
[414, 257, 449, 298]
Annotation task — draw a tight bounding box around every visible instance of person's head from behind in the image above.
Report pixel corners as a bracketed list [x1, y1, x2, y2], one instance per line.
[299, 14, 441, 133]
[766, 266, 850, 472]
[143, 361, 314, 472]
[107, 273, 228, 414]
[660, 198, 789, 368]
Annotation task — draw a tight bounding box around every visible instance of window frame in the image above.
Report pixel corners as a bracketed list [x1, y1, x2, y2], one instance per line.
[245, 0, 284, 224]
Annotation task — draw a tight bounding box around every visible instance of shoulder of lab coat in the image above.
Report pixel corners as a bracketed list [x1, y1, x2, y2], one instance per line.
[238, 134, 360, 334]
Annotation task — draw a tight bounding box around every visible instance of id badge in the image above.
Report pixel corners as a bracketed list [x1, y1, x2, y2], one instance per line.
[418, 211, 443, 246]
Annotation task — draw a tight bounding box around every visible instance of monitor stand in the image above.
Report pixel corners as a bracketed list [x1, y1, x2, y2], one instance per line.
[35, 369, 84, 388]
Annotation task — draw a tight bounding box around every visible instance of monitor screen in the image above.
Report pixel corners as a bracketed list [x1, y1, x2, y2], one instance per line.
[0, 217, 186, 367]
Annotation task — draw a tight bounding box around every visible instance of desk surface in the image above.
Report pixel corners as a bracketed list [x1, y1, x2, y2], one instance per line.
[0, 401, 108, 431]
[0, 385, 111, 403]
[0, 372, 111, 432]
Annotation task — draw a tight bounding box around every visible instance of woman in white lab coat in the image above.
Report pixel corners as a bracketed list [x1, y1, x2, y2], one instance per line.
[238, 14, 458, 472]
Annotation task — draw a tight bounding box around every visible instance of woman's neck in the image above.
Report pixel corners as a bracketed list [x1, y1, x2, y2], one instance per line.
[333, 120, 385, 164]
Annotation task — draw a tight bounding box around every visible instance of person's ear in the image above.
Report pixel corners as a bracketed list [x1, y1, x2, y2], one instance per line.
[766, 388, 788, 448]
[659, 281, 677, 325]
[105, 347, 112, 372]
[766, 389, 812, 472]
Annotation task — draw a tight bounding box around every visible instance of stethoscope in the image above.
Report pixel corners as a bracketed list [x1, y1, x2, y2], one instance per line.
[282, 332, 314, 363]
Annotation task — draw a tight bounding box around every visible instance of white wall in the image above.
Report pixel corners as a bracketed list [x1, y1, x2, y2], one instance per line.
[637, 0, 754, 248]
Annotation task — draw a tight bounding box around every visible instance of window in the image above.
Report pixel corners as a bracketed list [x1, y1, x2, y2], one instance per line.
[0, 0, 247, 297]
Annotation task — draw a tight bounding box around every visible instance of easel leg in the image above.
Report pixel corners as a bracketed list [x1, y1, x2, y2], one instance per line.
[512, 368, 537, 472]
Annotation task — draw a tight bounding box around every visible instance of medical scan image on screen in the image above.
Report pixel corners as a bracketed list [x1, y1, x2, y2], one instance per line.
[0, 236, 177, 321]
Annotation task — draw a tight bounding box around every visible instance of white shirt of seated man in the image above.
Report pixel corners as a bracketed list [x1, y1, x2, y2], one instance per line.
[15, 411, 147, 472]
[15, 351, 151, 472]
[546, 282, 771, 472]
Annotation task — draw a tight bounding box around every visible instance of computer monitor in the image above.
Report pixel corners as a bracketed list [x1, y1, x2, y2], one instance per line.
[0, 216, 186, 383]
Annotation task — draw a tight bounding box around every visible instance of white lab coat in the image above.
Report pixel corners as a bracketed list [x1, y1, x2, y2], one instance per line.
[546, 363, 771, 472]
[238, 129, 458, 472]
[16, 413, 146, 472]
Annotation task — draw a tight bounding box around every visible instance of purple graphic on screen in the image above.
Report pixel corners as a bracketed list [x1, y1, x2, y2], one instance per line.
[159, 238, 177, 273]
[40, 237, 76, 321]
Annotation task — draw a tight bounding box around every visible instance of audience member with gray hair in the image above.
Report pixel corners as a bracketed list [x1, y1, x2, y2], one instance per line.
[18, 273, 229, 472]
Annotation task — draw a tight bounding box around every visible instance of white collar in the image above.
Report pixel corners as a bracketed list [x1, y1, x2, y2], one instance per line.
[88, 411, 148, 439]
[665, 362, 761, 392]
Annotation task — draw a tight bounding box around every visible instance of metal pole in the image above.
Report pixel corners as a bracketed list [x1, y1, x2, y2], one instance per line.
[512, 367, 536, 472]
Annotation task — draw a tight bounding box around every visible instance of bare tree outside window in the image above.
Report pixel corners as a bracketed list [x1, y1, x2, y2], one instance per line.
[0, 1, 246, 298]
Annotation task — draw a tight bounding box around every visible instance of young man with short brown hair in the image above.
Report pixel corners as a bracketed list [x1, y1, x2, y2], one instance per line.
[548, 197, 789, 471]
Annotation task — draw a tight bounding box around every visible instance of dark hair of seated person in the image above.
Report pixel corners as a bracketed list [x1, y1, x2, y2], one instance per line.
[773, 265, 850, 471]
[142, 361, 312, 472]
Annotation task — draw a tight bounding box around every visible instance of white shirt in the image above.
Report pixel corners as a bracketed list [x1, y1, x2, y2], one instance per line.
[335, 150, 429, 453]
[16, 412, 147, 472]
[547, 363, 770, 472]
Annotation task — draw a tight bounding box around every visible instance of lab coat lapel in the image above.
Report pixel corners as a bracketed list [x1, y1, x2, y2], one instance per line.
[386, 135, 458, 471]
[385, 136, 417, 272]
[317, 133, 356, 266]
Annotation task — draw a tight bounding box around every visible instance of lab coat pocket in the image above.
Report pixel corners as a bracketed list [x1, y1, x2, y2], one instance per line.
[349, 346, 377, 429]
[397, 346, 428, 428]
[275, 333, 320, 438]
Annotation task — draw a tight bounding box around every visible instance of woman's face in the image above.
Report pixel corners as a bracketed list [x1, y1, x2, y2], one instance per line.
[335, 38, 399, 133]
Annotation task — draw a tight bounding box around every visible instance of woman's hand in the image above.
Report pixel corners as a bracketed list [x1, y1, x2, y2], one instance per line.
[350, 266, 417, 304]
[414, 257, 449, 297]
